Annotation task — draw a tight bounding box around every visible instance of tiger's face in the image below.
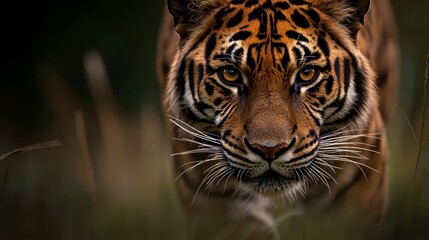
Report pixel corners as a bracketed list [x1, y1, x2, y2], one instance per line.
[167, 0, 376, 196]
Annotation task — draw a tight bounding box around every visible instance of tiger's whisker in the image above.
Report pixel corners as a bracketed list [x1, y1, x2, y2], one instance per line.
[172, 137, 220, 148]
[320, 129, 379, 139]
[320, 145, 380, 154]
[320, 156, 380, 172]
[205, 165, 229, 191]
[192, 162, 227, 206]
[168, 116, 220, 144]
[178, 157, 222, 168]
[224, 171, 235, 193]
[171, 148, 222, 156]
[216, 168, 235, 186]
[175, 157, 222, 181]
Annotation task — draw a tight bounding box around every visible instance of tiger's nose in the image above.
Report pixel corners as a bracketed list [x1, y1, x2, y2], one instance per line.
[245, 139, 295, 162]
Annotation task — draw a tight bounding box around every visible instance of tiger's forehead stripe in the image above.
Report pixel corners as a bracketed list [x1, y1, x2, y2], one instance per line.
[202, 0, 325, 72]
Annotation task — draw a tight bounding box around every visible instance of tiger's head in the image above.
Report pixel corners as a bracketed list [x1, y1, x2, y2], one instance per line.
[166, 0, 377, 197]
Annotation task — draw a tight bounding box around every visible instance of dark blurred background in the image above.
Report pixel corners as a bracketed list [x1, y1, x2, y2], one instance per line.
[0, 0, 428, 239]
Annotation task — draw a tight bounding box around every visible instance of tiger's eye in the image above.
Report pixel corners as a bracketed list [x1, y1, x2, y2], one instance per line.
[299, 68, 315, 82]
[217, 67, 243, 86]
[297, 67, 320, 84]
[221, 68, 240, 82]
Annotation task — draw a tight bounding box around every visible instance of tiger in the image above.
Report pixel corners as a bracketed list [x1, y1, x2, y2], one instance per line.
[157, 0, 399, 238]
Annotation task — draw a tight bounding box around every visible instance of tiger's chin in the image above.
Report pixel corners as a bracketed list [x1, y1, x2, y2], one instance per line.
[236, 171, 307, 200]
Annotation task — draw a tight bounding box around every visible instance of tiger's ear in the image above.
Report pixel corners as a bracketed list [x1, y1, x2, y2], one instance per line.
[313, 0, 370, 40]
[341, 0, 370, 39]
[167, 0, 225, 39]
[167, 0, 191, 37]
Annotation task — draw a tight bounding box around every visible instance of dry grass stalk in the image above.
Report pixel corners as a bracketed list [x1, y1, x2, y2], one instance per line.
[75, 109, 97, 201]
[83, 51, 127, 197]
[0, 140, 62, 161]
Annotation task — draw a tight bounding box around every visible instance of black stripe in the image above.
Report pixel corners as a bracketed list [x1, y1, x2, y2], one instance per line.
[289, 147, 318, 164]
[174, 59, 187, 103]
[248, 7, 268, 38]
[328, 56, 367, 126]
[197, 63, 204, 82]
[222, 129, 232, 138]
[205, 34, 217, 60]
[271, 43, 289, 70]
[262, 0, 274, 9]
[214, 7, 235, 29]
[226, 10, 243, 28]
[334, 57, 341, 82]
[221, 101, 236, 121]
[216, 102, 235, 128]
[274, 1, 290, 9]
[213, 54, 235, 63]
[324, 71, 345, 115]
[230, 31, 252, 41]
[214, 97, 223, 106]
[246, 44, 257, 70]
[317, 36, 330, 57]
[248, 6, 262, 21]
[274, 10, 287, 21]
[309, 104, 324, 118]
[231, 0, 245, 4]
[195, 102, 213, 116]
[222, 144, 253, 163]
[291, 10, 310, 28]
[289, 0, 309, 5]
[227, 160, 252, 172]
[344, 58, 351, 89]
[181, 107, 213, 124]
[269, 14, 280, 39]
[326, 95, 345, 115]
[245, 0, 259, 7]
[205, 82, 214, 96]
[302, 9, 320, 25]
[190, 58, 211, 117]
[207, 77, 233, 95]
[226, 43, 237, 56]
[286, 30, 309, 42]
[188, 60, 196, 99]
[325, 75, 334, 95]
[292, 47, 302, 62]
[323, 31, 365, 125]
[294, 138, 318, 154]
[189, 30, 211, 53]
[258, 11, 268, 38]
[309, 52, 322, 63]
[303, 102, 322, 126]
[223, 137, 246, 154]
[234, 48, 244, 61]
[300, 44, 312, 60]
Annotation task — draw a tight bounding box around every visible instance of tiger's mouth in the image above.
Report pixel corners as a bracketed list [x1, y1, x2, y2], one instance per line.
[235, 168, 307, 196]
[245, 171, 295, 192]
